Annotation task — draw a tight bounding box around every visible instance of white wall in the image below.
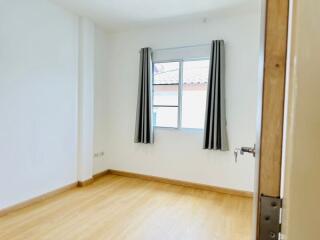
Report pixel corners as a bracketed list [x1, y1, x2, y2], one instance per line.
[0, 0, 261, 210]
[0, 0, 79, 209]
[282, 0, 320, 239]
[93, 28, 110, 174]
[94, 5, 261, 192]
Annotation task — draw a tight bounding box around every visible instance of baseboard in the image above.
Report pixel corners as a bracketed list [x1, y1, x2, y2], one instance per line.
[77, 178, 94, 187]
[0, 182, 78, 217]
[0, 173, 108, 216]
[107, 169, 253, 198]
[77, 171, 111, 187]
[93, 170, 111, 180]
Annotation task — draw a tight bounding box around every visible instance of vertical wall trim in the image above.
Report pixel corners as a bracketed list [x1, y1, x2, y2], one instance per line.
[78, 17, 95, 182]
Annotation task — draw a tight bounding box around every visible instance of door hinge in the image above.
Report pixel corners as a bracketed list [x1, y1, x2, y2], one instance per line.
[279, 233, 285, 240]
[259, 195, 283, 240]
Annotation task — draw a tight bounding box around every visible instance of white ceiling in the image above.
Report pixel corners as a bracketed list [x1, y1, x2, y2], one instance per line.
[52, 0, 253, 32]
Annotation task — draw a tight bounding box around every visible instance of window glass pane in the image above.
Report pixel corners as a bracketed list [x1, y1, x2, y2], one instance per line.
[154, 85, 178, 106]
[181, 60, 209, 129]
[153, 107, 178, 128]
[154, 62, 179, 84]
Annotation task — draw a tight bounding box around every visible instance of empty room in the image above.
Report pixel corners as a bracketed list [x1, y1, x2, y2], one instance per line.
[1, 0, 319, 240]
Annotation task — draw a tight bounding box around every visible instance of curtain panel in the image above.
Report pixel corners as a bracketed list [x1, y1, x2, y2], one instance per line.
[203, 40, 229, 151]
[134, 47, 154, 144]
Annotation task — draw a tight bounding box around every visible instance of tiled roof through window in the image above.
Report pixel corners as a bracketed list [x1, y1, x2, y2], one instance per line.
[154, 64, 209, 84]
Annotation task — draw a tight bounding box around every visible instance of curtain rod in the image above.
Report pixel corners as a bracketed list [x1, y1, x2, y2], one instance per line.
[152, 43, 211, 52]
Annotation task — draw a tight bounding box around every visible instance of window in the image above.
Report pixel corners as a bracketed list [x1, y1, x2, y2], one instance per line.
[153, 59, 209, 129]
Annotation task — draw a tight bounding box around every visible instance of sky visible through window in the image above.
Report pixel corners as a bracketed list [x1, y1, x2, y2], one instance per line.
[153, 60, 209, 129]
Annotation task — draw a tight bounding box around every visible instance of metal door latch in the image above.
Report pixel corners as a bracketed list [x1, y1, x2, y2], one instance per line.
[234, 145, 256, 162]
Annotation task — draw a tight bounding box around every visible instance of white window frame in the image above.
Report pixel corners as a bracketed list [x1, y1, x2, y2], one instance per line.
[152, 57, 209, 130]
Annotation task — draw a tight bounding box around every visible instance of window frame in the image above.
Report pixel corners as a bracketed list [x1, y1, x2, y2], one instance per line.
[152, 57, 209, 130]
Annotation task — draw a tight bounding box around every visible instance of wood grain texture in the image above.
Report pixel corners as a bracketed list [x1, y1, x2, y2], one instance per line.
[259, 0, 289, 197]
[108, 169, 253, 198]
[0, 174, 253, 240]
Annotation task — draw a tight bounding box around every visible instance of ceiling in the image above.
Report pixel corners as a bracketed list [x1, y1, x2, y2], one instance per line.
[52, 0, 253, 32]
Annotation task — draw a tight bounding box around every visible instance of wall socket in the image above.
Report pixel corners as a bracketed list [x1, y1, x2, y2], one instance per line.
[94, 152, 105, 158]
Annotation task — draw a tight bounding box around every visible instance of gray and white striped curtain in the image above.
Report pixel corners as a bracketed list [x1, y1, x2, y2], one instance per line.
[203, 40, 229, 151]
[134, 47, 154, 144]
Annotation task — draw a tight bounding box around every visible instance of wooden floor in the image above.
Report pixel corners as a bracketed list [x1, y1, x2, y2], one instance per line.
[0, 174, 253, 240]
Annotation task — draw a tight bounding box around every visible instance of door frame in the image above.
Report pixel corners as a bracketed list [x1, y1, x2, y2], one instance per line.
[254, 0, 290, 239]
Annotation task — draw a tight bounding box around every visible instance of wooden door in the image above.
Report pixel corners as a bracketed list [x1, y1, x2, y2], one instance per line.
[255, 0, 290, 239]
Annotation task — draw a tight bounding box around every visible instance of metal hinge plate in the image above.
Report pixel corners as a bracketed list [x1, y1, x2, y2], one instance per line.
[259, 195, 282, 240]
